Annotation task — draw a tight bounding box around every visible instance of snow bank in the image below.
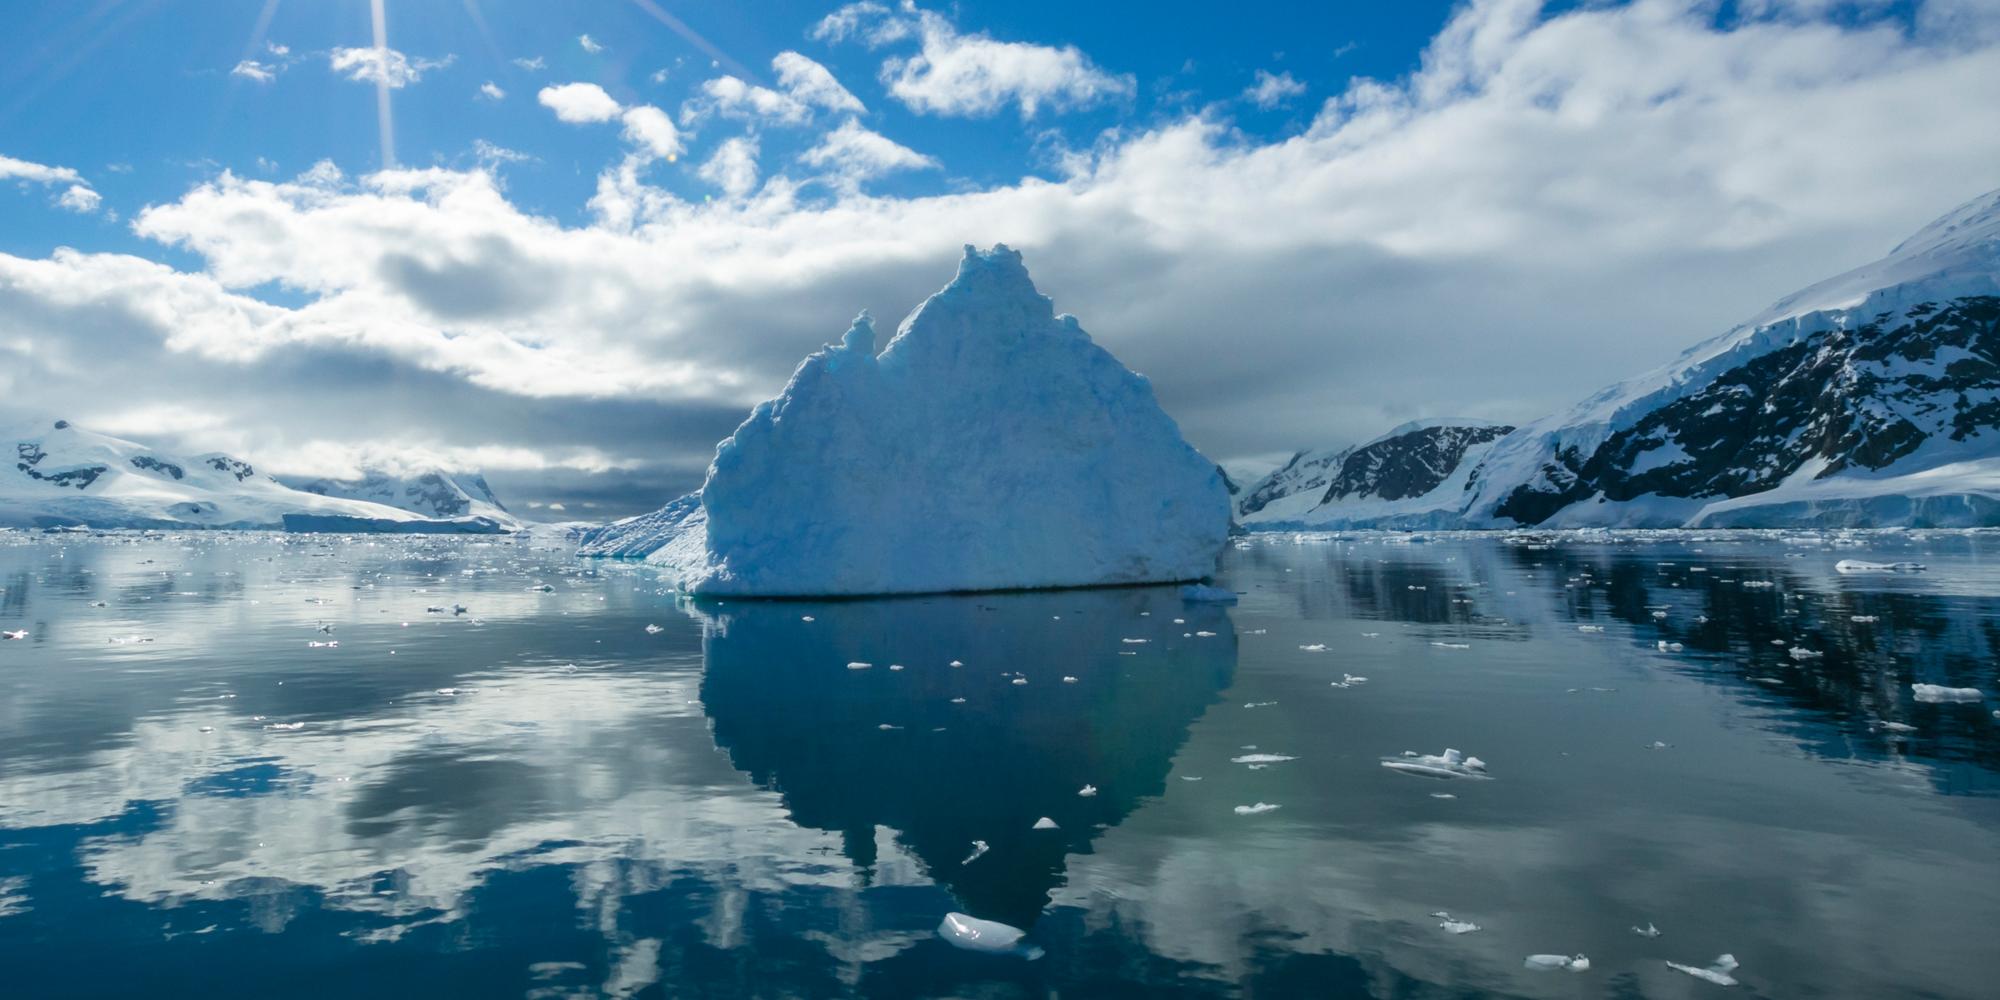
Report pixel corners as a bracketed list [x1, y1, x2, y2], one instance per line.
[580, 245, 1231, 595]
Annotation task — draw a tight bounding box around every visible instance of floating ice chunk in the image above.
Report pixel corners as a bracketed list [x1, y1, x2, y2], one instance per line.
[1233, 802, 1281, 815]
[1836, 560, 1925, 574]
[198, 726, 214, 733]
[1646, 740, 1673, 750]
[1011, 677, 1028, 685]
[1231, 753, 1296, 764]
[644, 624, 663, 634]
[1524, 954, 1590, 972]
[889, 664, 905, 671]
[950, 697, 966, 704]
[949, 659, 964, 667]
[1078, 784, 1098, 797]
[937, 912, 1043, 960]
[878, 723, 901, 730]
[1666, 954, 1739, 986]
[1876, 720, 1917, 733]
[1195, 630, 1216, 637]
[265, 721, 305, 731]
[1298, 643, 1329, 652]
[1382, 748, 1490, 780]
[801, 615, 814, 622]
[1179, 583, 1238, 603]
[1121, 638, 1149, 645]
[1360, 631, 1379, 638]
[1578, 625, 1605, 633]
[1851, 615, 1879, 623]
[961, 840, 989, 864]
[1431, 642, 1470, 650]
[1332, 674, 1368, 688]
[1912, 683, 1983, 703]
[1180, 775, 1203, 781]
[2, 630, 27, 640]
[1061, 675, 1079, 683]
[1632, 922, 1662, 938]
[307, 640, 338, 648]
[1032, 816, 1058, 830]
[1788, 647, 1822, 660]
[436, 687, 460, 696]
[1656, 640, 1684, 652]
[1430, 792, 1456, 799]
[846, 661, 873, 670]
[1437, 915, 1481, 934]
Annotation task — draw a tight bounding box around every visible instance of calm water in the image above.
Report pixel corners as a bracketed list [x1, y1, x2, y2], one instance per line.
[1, 529, 1998, 998]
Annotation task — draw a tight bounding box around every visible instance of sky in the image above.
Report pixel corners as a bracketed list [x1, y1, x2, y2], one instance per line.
[2, 0, 1998, 519]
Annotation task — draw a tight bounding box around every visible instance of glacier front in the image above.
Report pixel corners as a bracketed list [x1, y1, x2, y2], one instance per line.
[581, 244, 1232, 595]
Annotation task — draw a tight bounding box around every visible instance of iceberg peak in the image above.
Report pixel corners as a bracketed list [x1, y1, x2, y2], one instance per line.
[580, 244, 1232, 595]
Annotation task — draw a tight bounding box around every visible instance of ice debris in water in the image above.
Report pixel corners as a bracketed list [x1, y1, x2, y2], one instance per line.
[1657, 640, 1684, 652]
[1436, 913, 1481, 934]
[1578, 624, 1605, 633]
[1431, 641, 1470, 650]
[1, 630, 26, 640]
[644, 624, 663, 634]
[1078, 784, 1098, 797]
[1788, 646, 1823, 660]
[1382, 748, 1490, 780]
[1233, 802, 1281, 815]
[1666, 954, 1740, 986]
[1179, 583, 1238, 603]
[1835, 560, 1925, 574]
[961, 841, 989, 864]
[1332, 674, 1367, 688]
[1032, 816, 1058, 830]
[1298, 643, 1329, 652]
[846, 661, 872, 670]
[1912, 683, 1983, 703]
[1524, 954, 1590, 972]
[1231, 753, 1295, 765]
[937, 912, 1043, 960]
[1632, 922, 1662, 938]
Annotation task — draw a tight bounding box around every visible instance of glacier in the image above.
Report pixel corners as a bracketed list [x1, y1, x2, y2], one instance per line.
[579, 244, 1232, 595]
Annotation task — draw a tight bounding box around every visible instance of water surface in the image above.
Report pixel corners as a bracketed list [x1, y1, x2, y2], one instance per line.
[1, 529, 1997, 997]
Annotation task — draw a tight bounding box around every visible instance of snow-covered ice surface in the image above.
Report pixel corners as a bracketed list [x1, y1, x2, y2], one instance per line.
[0, 419, 514, 533]
[284, 469, 519, 529]
[579, 245, 1231, 595]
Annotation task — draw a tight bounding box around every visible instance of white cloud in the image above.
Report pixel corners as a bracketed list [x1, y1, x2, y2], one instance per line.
[478, 81, 506, 101]
[801, 119, 937, 188]
[473, 140, 534, 165]
[816, 2, 1133, 117]
[1244, 69, 1306, 109]
[772, 52, 866, 114]
[687, 75, 811, 126]
[699, 137, 760, 199]
[266, 42, 290, 57]
[3, 0, 2000, 494]
[620, 105, 683, 160]
[57, 185, 102, 213]
[538, 82, 623, 123]
[580, 34, 606, 54]
[231, 60, 277, 84]
[329, 47, 454, 89]
[513, 55, 546, 71]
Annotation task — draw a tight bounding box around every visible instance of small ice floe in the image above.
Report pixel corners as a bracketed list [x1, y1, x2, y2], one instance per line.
[1656, 640, 1684, 652]
[950, 697, 966, 704]
[1195, 630, 1217, 637]
[1242, 700, 1276, 709]
[1769, 639, 1787, 646]
[307, 640, 338, 648]
[1245, 628, 1267, 635]
[1652, 610, 1669, 619]
[1836, 560, 1925, 574]
[1876, 720, 1917, 733]
[1032, 816, 1058, 830]
[801, 615, 814, 622]
[1179, 583, 1238, 603]
[1233, 802, 1281, 815]
[1332, 674, 1368, 688]
[2, 630, 28, 640]
[1666, 954, 1740, 986]
[949, 660, 964, 667]
[1382, 748, 1490, 780]
[1299, 643, 1330, 652]
[878, 723, 901, 731]
[644, 624, 663, 634]
[1011, 677, 1029, 686]
[1062, 675, 1079, 684]
[1231, 753, 1296, 765]
[846, 661, 873, 670]
[264, 721, 305, 731]
[436, 687, 460, 696]
[1430, 792, 1456, 799]
[1788, 647, 1823, 660]
[1121, 638, 1149, 645]
[1524, 954, 1590, 972]
[1360, 631, 1380, 638]
[1632, 922, 1662, 938]
[937, 912, 1043, 960]
[1432, 912, 1481, 934]
[889, 664, 905, 672]
[961, 841, 989, 864]
[1578, 625, 1605, 633]
[198, 726, 214, 733]
[1646, 740, 1673, 750]
[1912, 683, 1984, 703]
[1431, 642, 1470, 650]
[1741, 580, 1774, 589]
[1180, 775, 1203, 782]
[1851, 615, 1879, 623]
[1078, 784, 1098, 797]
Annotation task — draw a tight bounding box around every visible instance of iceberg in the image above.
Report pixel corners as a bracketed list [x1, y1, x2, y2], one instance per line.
[579, 245, 1231, 595]
[936, 912, 1043, 959]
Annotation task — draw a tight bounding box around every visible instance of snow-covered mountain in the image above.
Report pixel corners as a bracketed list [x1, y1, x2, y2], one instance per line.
[285, 469, 518, 527]
[1240, 420, 1513, 528]
[581, 244, 1232, 594]
[1461, 187, 2000, 528]
[2, 419, 516, 532]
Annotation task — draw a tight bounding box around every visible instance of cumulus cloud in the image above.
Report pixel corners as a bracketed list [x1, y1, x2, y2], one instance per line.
[329, 47, 454, 88]
[56, 185, 102, 213]
[1244, 69, 1305, 108]
[699, 137, 761, 199]
[232, 60, 277, 83]
[1, 153, 101, 214]
[579, 34, 606, 54]
[619, 105, 684, 160]
[772, 52, 866, 114]
[816, 1, 1134, 117]
[538, 82, 623, 123]
[800, 119, 937, 189]
[478, 81, 506, 100]
[513, 55, 546, 71]
[4, 0, 2000, 512]
[685, 53, 866, 125]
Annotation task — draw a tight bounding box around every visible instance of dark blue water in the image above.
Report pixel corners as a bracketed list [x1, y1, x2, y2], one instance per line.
[1, 529, 1997, 998]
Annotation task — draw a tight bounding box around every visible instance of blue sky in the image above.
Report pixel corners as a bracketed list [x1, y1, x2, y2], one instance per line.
[2, 0, 1997, 517]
